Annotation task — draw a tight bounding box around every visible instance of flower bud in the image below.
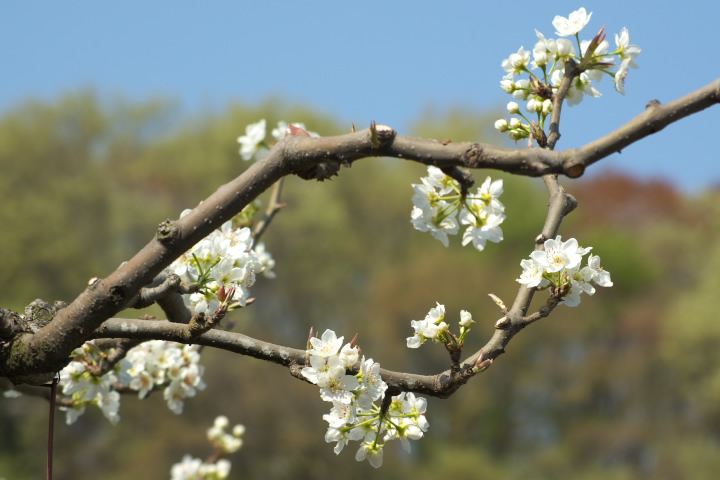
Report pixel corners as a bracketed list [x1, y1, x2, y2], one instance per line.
[507, 101, 520, 114]
[232, 424, 246, 437]
[509, 130, 524, 141]
[494, 119, 509, 132]
[527, 98, 543, 113]
[488, 293, 507, 312]
[556, 38, 574, 57]
[459, 310, 475, 328]
[495, 316, 510, 329]
[214, 416, 229, 429]
[542, 99, 553, 115]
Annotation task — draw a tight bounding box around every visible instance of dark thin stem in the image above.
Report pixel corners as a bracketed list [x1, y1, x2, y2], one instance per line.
[47, 374, 58, 480]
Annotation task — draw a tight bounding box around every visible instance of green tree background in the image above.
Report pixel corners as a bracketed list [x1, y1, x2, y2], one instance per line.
[1, 93, 719, 479]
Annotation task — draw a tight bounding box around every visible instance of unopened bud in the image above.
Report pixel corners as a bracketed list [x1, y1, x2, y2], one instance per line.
[286, 124, 311, 137]
[495, 316, 510, 329]
[542, 99, 553, 115]
[474, 358, 494, 373]
[488, 294, 507, 312]
[306, 326, 315, 350]
[459, 310, 475, 328]
[218, 285, 236, 303]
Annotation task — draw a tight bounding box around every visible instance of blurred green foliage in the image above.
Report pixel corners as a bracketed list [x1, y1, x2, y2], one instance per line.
[1, 92, 719, 479]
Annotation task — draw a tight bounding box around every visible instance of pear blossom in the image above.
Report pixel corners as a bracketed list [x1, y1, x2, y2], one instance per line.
[325, 421, 365, 455]
[207, 415, 245, 454]
[497, 9, 640, 144]
[303, 328, 429, 465]
[410, 190, 459, 248]
[411, 168, 505, 251]
[615, 61, 630, 94]
[500, 79, 515, 93]
[171, 455, 203, 480]
[531, 30, 557, 69]
[356, 357, 388, 407]
[502, 46, 532, 79]
[553, 8, 592, 37]
[317, 357, 361, 404]
[171, 417, 244, 479]
[586, 254, 613, 287]
[300, 354, 332, 385]
[355, 441, 384, 468]
[166, 210, 274, 313]
[382, 392, 429, 453]
[460, 210, 504, 251]
[615, 27, 641, 69]
[517, 258, 546, 287]
[237, 119, 267, 161]
[308, 329, 344, 357]
[459, 310, 475, 328]
[517, 236, 612, 306]
[530, 236, 584, 273]
[323, 401, 358, 429]
[407, 303, 450, 348]
[253, 242, 276, 278]
[338, 343, 360, 368]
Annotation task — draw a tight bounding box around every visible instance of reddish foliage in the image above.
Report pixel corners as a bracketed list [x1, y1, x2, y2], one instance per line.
[571, 171, 685, 229]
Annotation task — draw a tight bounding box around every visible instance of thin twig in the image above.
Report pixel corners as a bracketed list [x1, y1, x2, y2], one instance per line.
[47, 374, 58, 480]
[253, 178, 286, 243]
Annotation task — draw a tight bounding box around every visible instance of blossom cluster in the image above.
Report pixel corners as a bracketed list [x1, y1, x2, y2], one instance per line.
[301, 329, 429, 468]
[166, 210, 275, 315]
[171, 456, 231, 480]
[406, 303, 475, 349]
[123, 340, 206, 414]
[517, 236, 613, 306]
[58, 343, 122, 425]
[237, 119, 320, 161]
[411, 166, 505, 251]
[52, 340, 207, 425]
[207, 415, 246, 453]
[495, 7, 641, 143]
[170, 415, 246, 480]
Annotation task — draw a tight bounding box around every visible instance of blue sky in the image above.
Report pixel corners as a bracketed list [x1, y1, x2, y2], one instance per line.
[2, 1, 718, 192]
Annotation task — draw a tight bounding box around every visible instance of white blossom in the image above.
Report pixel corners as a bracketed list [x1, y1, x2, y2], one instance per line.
[552, 8, 593, 37]
[502, 46, 532, 79]
[615, 27, 641, 69]
[517, 237, 612, 307]
[237, 119, 267, 161]
[305, 329, 429, 465]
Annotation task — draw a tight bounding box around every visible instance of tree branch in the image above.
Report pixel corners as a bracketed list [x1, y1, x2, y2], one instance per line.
[92, 318, 487, 399]
[2, 79, 717, 382]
